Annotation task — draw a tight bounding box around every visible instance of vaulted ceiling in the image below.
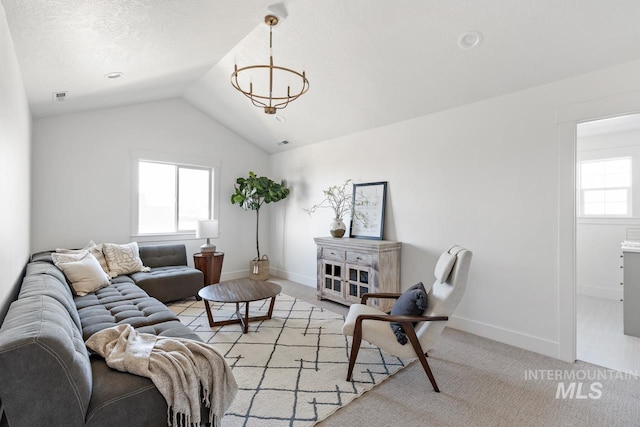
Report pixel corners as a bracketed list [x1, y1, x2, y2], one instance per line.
[4, 1, 640, 153]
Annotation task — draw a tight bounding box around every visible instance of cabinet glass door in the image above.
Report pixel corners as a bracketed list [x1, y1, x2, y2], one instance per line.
[323, 261, 342, 296]
[346, 264, 371, 303]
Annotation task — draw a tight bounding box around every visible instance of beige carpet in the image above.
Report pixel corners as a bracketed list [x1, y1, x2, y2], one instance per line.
[318, 327, 640, 427]
[169, 294, 408, 426]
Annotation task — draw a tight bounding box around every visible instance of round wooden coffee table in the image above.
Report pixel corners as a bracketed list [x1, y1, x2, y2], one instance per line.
[198, 278, 282, 333]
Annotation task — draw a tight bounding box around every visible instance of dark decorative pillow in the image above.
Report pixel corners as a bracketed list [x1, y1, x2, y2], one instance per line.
[390, 282, 428, 345]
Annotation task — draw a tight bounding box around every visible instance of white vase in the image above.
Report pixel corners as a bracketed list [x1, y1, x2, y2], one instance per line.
[330, 218, 346, 238]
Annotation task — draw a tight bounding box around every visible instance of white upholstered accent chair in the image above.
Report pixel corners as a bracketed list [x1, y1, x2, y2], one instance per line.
[342, 245, 472, 392]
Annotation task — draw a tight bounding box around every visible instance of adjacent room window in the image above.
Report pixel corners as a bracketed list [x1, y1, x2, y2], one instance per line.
[137, 160, 213, 234]
[579, 157, 632, 217]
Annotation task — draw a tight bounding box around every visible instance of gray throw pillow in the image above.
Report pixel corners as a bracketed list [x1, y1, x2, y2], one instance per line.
[390, 282, 428, 345]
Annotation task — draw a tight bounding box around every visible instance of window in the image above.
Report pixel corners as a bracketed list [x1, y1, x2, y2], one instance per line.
[579, 157, 631, 217]
[137, 160, 213, 234]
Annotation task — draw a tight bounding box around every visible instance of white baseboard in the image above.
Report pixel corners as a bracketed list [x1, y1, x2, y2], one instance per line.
[447, 315, 559, 359]
[218, 269, 317, 288]
[273, 269, 561, 360]
[577, 283, 623, 300]
[271, 268, 316, 287]
[219, 269, 250, 281]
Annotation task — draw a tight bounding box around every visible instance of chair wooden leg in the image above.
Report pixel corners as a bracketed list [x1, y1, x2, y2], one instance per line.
[405, 325, 440, 392]
[346, 328, 363, 381]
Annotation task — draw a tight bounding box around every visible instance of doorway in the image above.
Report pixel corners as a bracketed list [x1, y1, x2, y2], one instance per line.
[575, 113, 640, 374]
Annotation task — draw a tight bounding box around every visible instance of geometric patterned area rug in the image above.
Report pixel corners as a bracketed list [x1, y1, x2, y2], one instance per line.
[169, 293, 409, 426]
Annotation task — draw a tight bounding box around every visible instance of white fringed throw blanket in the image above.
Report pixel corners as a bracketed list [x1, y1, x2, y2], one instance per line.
[86, 324, 237, 427]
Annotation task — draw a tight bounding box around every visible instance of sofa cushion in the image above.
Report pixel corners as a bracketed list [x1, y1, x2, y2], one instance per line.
[0, 295, 92, 427]
[136, 320, 202, 341]
[85, 354, 206, 427]
[130, 266, 204, 303]
[26, 260, 67, 284]
[19, 270, 83, 332]
[30, 250, 55, 264]
[74, 281, 182, 340]
[84, 356, 169, 427]
[138, 244, 188, 268]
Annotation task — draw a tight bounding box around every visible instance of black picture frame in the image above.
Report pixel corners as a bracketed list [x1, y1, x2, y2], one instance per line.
[349, 181, 387, 240]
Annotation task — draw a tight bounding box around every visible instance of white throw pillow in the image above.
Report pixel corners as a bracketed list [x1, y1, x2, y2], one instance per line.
[52, 251, 111, 296]
[102, 242, 149, 277]
[57, 240, 109, 274]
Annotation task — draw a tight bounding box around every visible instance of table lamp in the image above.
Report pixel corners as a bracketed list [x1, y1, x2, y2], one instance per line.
[196, 219, 219, 253]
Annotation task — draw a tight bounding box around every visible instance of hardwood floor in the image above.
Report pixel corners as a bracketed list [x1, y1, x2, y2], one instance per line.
[577, 294, 640, 374]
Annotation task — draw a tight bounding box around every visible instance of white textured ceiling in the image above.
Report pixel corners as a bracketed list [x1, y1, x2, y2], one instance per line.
[4, 1, 640, 154]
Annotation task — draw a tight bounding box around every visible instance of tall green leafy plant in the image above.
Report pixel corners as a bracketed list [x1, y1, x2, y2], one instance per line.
[231, 171, 290, 259]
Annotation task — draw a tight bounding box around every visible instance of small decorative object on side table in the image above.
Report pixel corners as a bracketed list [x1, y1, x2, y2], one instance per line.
[194, 252, 225, 288]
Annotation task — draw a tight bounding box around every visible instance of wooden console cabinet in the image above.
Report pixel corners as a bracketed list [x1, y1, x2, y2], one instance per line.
[315, 237, 401, 311]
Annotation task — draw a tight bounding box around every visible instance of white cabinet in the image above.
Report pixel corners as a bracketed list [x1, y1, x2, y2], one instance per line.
[623, 249, 640, 337]
[315, 237, 401, 311]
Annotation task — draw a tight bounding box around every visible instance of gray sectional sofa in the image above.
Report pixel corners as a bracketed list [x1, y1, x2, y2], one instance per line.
[0, 244, 210, 427]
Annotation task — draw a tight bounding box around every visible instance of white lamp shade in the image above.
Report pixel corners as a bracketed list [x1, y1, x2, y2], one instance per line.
[196, 220, 219, 239]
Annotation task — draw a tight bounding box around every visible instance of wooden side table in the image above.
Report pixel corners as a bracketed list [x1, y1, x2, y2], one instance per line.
[193, 252, 224, 287]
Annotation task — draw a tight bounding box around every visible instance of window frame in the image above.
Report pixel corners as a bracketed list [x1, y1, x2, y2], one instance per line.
[131, 150, 220, 242]
[577, 156, 632, 218]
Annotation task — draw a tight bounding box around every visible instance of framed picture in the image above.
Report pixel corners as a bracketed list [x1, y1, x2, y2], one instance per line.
[349, 181, 387, 240]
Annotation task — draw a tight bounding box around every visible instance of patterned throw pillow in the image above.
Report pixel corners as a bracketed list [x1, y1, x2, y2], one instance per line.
[102, 242, 150, 277]
[51, 251, 111, 296]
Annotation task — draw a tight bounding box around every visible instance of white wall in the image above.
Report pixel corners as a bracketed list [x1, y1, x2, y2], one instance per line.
[576, 129, 640, 300]
[32, 99, 270, 277]
[269, 59, 640, 359]
[0, 4, 31, 320]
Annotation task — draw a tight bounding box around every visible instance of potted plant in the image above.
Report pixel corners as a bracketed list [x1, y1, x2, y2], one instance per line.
[305, 179, 367, 237]
[231, 171, 290, 280]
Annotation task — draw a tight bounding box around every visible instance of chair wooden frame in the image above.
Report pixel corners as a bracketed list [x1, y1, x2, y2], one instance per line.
[346, 292, 448, 392]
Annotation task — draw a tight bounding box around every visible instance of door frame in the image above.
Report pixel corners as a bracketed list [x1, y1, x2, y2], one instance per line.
[557, 90, 640, 362]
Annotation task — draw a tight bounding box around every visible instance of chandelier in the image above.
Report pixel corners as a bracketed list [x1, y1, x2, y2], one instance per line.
[231, 15, 309, 114]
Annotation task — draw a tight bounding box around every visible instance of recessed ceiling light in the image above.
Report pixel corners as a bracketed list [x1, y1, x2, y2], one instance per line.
[457, 31, 483, 49]
[104, 72, 123, 79]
